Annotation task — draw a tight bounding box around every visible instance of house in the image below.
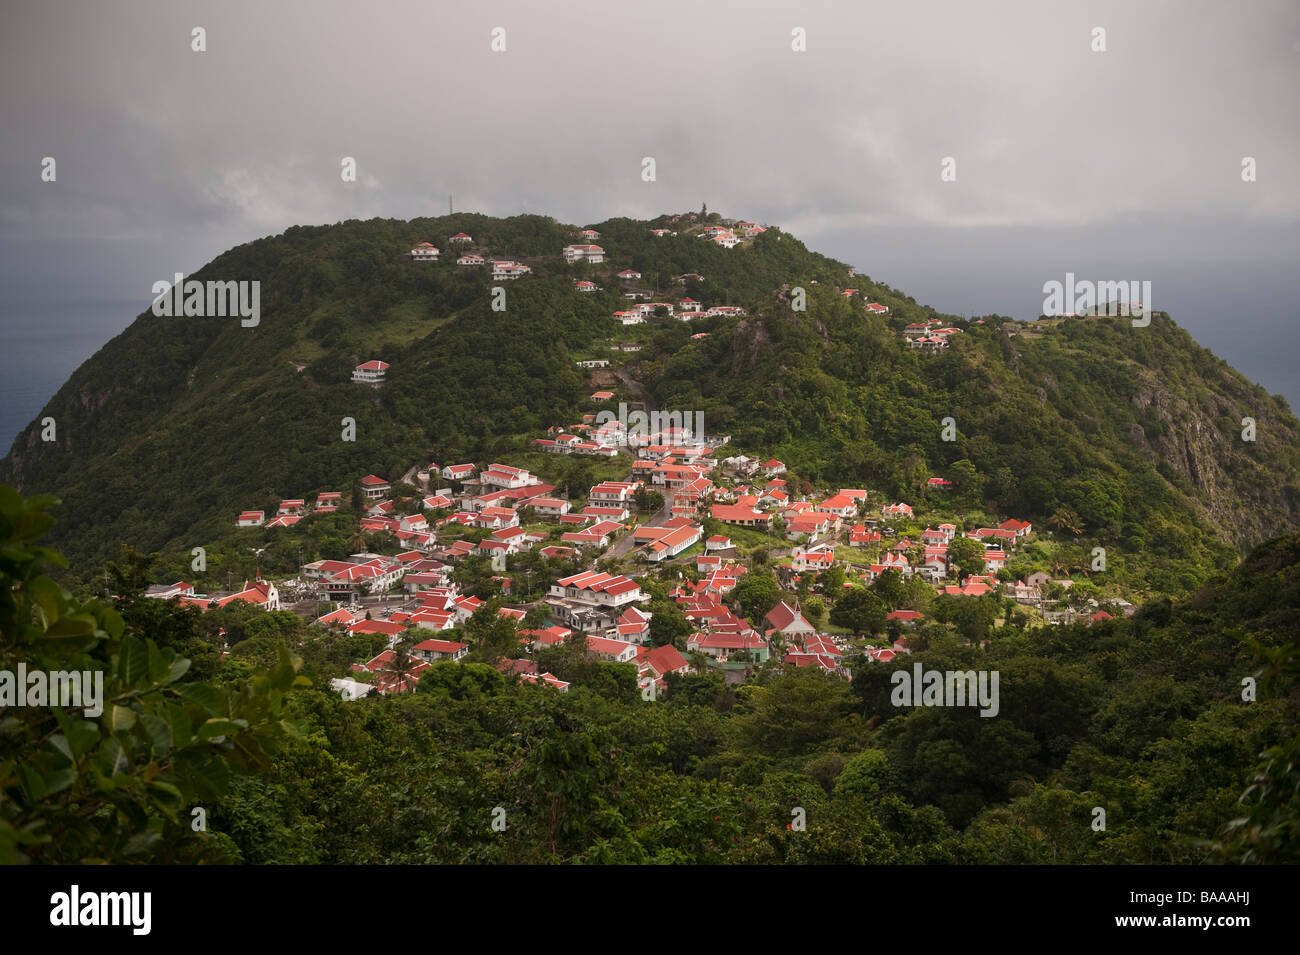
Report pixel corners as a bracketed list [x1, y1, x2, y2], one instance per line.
[548, 571, 644, 631]
[1000, 518, 1033, 539]
[637, 522, 703, 562]
[791, 546, 835, 572]
[705, 535, 733, 552]
[983, 550, 1008, 572]
[315, 491, 342, 512]
[786, 514, 832, 542]
[575, 280, 600, 293]
[849, 524, 881, 546]
[352, 360, 389, 384]
[412, 638, 470, 663]
[448, 232, 473, 244]
[650, 229, 673, 237]
[237, 510, 265, 527]
[144, 581, 195, 600]
[886, 610, 924, 624]
[578, 229, 601, 240]
[687, 630, 769, 663]
[764, 601, 815, 638]
[711, 504, 772, 528]
[440, 463, 476, 482]
[590, 391, 614, 402]
[644, 644, 690, 680]
[586, 635, 637, 664]
[562, 244, 605, 264]
[760, 459, 786, 476]
[480, 463, 537, 490]
[864, 303, 889, 314]
[617, 269, 642, 280]
[815, 494, 856, 519]
[410, 242, 439, 261]
[880, 502, 913, 518]
[1006, 580, 1041, 604]
[217, 578, 280, 611]
[491, 261, 531, 280]
[456, 253, 484, 266]
[589, 481, 640, 504]
[359, 475, 391, 500]
[519, 496, 571, 518]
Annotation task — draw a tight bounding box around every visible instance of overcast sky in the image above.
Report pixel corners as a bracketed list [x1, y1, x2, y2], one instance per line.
[3, 0, 1298, 424]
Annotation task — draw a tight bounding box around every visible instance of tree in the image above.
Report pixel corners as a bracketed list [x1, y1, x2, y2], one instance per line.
[829, 588, 886, 635]
[732, 570, 780, 623]
[946, 535, 986, 580]
[648, 599, 691, 648]
[821, 565, 846, 594]
[0, 486, 307, 864]
[872, 568, 907, 607]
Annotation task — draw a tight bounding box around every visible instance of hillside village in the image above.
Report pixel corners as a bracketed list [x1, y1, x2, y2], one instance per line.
[131, 211, 1150, 701]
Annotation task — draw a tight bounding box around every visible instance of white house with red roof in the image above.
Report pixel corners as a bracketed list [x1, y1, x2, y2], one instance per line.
[237, 510, 265, 527]
[563, 244, 605, 264]
[575, 280, 600, 293]
[491, 261, 531, 280]
[410, 242, 439, 261]
[617, 269, 642, 280]
[480, 463, 538, 490]
[359, 475, 391, 500]
[548, 571, 644, 631]
[456, 253, 484, 266]
[352, 360, 389, 384]
[216, 578, 280, 611]
[586, 635, 637, 664]
[448, 232, 473, 244]
[144, 581, 196, 600]
[1000, 518, 1033, 539]
[412, 638, 469, 664]
[764, 601, 815, 638]
[578, 229, 601, 240]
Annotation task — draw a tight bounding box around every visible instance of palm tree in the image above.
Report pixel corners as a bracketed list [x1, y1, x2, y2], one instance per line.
[348, 529, 369, 554]
[1048, 506, 1085, 537]
[386, 639, 416, 694]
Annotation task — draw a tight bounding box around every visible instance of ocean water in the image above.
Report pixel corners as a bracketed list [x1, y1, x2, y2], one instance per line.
[0, 301, 137, 454]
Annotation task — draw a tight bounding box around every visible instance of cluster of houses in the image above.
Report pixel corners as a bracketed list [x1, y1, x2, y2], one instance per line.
[212, 427, 1117, 701]
[903, 319, 964, 351]
[236, 491, 343, 529]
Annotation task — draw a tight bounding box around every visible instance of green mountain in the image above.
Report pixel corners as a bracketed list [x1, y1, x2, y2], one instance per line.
[3, 212, 1298, 594]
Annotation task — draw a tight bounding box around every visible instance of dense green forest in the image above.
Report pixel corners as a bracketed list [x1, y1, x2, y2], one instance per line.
[3, 490, 1297, 864]
[3, 213, 1297, 600]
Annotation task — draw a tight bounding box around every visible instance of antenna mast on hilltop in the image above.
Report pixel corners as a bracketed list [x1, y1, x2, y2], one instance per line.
[449, 195, 453, 215]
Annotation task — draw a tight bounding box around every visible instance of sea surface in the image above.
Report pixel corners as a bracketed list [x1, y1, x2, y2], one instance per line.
[0, 301, 136, 454]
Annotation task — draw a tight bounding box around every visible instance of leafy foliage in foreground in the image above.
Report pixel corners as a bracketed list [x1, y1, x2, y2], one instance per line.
[0, 488, 308, 864]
